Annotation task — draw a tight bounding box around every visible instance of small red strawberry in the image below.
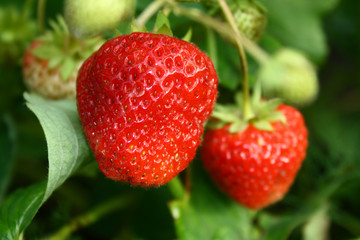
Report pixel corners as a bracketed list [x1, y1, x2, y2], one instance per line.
[201, 101, 308, 209]
[22, 16, 104, 99]
[77, 32, 218, 187]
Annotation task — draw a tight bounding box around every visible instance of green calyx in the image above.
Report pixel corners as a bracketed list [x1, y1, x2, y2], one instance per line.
[30, 15, 105, 82]
[131, 11, 192, 41]
[208, 83, 286, 133]
[131, 11, 174, 36]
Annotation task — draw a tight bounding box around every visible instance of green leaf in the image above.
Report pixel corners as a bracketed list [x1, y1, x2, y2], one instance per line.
[252, 120, 273, 131]
[211, 104, 241, 123]
[169, 160, 256, 240]
[234, 91, 244, 109]
[131, 20, 147, 33]
[260, 210, 312, 240]
[0, 181, 46, 240]
[0, 93, 93, 239]
[31, 44, 63, 60]
[259, 98, 282, 113]
[305, 108, 360, 165]
[47, 55, 64, 69]
[24, 93, 91, 201]
[155, 12, 173, 37]
[182, 28, 193, 42]
[0, 114, 17, 203]
[302, 204, 330, 240]
[329, 206, 360, 236]
[250, 80, 262, 107]
[228, 121, 248, 133]
[205, 28, 217, 70]
[157, 25, 174, 37]
[60, 56, 77, 81]
[259, 0, 339, 63]
[262, 111, 287, 124]
[155, 11, 171, 30]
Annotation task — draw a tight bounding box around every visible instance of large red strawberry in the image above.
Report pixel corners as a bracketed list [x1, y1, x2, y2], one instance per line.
[22, 16, 104, 99]
[77, 32, 218, 187]
[201, 104, 308, 209]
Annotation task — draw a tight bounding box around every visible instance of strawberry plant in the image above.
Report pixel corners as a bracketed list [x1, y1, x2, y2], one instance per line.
[1, 0, 360, 239]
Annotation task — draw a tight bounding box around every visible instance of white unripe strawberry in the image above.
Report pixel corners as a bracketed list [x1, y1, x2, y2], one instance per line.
[64, 0, 136, 38]
[258, 48, 319, 106]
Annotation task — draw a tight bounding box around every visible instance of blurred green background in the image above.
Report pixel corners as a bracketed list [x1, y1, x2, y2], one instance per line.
[1, 0, 360, 239]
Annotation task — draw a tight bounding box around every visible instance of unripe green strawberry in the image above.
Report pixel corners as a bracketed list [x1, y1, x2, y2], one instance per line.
[258, 48, 319, 106]
[22, 16, 104, 99]
[0, 5, 36, 66]
[231, 0, 267, 42]
[23, 41, 79, 99]
[64, 0, 136, 38]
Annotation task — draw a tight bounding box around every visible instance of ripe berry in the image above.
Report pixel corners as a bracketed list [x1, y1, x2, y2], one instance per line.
[77, 32, 218, 187]
[201, 105, 308, 209]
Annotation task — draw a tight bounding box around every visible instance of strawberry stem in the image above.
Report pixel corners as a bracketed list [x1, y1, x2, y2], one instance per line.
[46, 195, 135, 240]
[136, 0, 167, 27]
[37, 0, 46, 34]
[167, 176, 185, 199]
[217, 0, 254, 120]
[171, 2, 270, 65]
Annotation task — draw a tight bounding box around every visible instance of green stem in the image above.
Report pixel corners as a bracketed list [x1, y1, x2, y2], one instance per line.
[37, 0, 46, 34]
[206, 27, 218, 70]
[46, 195, 134, 240]
[171, 2, 269, 65]
[136, 0, 167, 27]
[167, 176, 185, 199]
[217, 0, 254, 119]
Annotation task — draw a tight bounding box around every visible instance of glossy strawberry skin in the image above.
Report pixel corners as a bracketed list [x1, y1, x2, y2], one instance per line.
[201, 105, 308, 209]
[77, 32, 218, 187]
[23, 41, 79, 99]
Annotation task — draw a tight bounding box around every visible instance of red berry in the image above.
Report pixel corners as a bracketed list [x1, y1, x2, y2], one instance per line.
[201, 105, 308, 209]
[77, 32, 218, 187]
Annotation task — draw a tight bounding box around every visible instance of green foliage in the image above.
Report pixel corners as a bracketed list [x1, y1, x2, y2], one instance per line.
[0, 115, 17, 202]
[0, 93, 91, 239]
[0, 1, 37, 65]
[0, 181, 46, 240]
[259, 0, 339, 63]
[24, 93, 91, 201]
[170, 160, 255, 240]
[1, 0, 360, 239]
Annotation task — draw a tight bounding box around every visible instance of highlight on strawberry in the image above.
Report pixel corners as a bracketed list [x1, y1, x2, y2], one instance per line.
[76, 31, 218, 187]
